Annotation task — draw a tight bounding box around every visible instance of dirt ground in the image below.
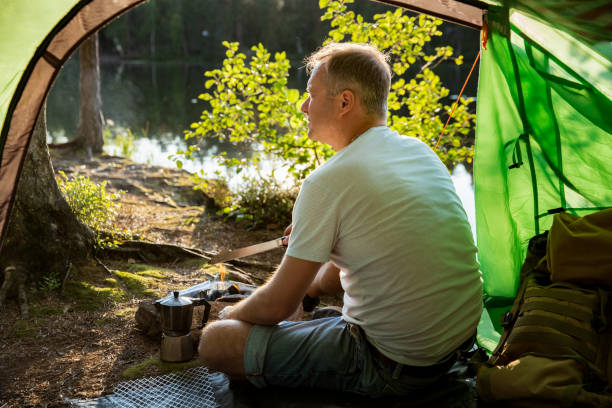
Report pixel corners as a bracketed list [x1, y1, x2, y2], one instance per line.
[0, 153, 303, 407]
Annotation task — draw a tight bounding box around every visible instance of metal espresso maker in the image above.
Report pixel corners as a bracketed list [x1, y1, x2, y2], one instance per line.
[155, 291, 211, 362]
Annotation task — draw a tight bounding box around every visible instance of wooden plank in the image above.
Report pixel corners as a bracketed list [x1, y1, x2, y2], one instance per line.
[372, 0, 486, 29]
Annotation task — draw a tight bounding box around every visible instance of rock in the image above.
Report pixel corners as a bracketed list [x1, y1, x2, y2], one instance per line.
[134, 301, 161, 340]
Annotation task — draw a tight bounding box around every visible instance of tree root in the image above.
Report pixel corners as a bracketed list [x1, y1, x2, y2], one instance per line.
[0, 265, 29, 318]
[100, 240, 279, 270]
[101, 240, 212, 264]
[61, 262, 72, 295]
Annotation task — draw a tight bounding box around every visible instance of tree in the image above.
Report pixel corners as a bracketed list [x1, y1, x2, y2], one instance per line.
[75, 33, 105, 157]
[0, 104, 95, 298]
[50, 33, 105, 157]
[179, 0, 475, 186]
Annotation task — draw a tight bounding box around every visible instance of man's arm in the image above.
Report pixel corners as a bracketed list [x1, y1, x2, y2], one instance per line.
[225, 255, 322, 325]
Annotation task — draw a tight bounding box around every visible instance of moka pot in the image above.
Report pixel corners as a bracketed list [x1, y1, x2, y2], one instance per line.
[156, 291, 211, 362]
[157, 290, 211, 336]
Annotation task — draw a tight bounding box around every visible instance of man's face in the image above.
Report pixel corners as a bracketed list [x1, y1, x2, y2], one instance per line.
[300, 65, 337, 143]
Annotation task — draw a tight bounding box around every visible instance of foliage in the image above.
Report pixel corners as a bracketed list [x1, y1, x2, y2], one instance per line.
[219, 172, 298, 228]
[321, 0, 475, 167]
[39, 273, 62, 292]
[103, 122, 136, 159]
[182, 41, 329, 181]
[181, 0, 474, 186]
[57, 171, 123, 248]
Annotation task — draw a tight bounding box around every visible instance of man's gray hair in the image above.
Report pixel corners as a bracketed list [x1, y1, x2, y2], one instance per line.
[304, 43, 391, 117]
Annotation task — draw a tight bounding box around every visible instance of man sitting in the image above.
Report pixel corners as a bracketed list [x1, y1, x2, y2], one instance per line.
[199, 42, 482, 396]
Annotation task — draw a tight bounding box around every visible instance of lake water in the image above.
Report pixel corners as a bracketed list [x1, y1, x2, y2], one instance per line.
[46, 58, 476, 236]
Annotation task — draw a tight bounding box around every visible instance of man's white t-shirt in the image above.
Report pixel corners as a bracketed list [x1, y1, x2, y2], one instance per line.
[286, 126, 483, 366]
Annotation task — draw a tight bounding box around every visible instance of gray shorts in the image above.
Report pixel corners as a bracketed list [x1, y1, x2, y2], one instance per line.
[243, 316, 460, 397]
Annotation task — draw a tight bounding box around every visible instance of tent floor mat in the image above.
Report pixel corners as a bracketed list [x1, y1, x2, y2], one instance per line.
[66, 361, 492, 408]
[231, 362, 482, 408]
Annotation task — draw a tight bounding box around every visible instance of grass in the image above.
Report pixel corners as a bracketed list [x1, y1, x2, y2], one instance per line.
[112, 265, 176, 298]
[176, 258, 210, 271]
[63, 281, 127, 312]
[114, 306, 137, 319]
[11, 320, 37, 338]
[112, 270, 160, 298]
[94, 306, 137, 326]
[127, 264, 170, 279]
[29, 305, 63, 318]
[122, 353, 204, 379]
[59, 262, 177, 311]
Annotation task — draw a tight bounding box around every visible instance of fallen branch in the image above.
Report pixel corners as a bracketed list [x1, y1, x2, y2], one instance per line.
[94, 256, 134, 298]
[101, 240, 212, 264]
[60, 261, 72, 295]
[100, 240, 280, 271]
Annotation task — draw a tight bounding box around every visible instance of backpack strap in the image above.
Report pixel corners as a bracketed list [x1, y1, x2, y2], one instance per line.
[521, 300, 594, 323]
[488, 272, 534, 365]
[507, 329, 598, 363]
[513, 314, 599, 345]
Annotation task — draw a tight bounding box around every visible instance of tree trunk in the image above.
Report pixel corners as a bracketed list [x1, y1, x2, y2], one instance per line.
[76, 33, 105, 157]
[149, 1, 156, 59]
[0, 105, 95, 283]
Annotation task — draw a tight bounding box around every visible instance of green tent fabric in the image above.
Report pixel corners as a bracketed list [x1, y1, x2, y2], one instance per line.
[0, 0, 145, 249]
[474, 4, 612, 347]
[479, 0, 612, 45]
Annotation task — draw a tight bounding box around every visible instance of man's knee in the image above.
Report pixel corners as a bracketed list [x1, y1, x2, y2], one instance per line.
[198, 321, 228, 365]
[198, 319, 252, 372]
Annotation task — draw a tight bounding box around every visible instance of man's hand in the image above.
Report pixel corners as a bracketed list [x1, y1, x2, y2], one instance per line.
[282, 224, 292, 246]
[223, 255, 322, 325]
[218, 305, 233, 320]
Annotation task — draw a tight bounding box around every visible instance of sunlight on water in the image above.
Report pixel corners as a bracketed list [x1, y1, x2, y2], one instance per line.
[105, 135, 293, 192]
[451, 164, 476, 240]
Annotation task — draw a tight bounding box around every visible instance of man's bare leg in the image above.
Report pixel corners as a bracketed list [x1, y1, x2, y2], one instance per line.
[199, 262, 339, 376]
[198, 319, 253, 378]
[307, 262, 342, 298]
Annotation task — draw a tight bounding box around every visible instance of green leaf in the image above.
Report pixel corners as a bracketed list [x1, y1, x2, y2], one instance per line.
[286, 89, 300, 103]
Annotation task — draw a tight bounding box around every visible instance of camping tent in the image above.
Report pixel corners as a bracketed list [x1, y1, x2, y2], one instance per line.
[0, 0, 610, 351]
[0, 0, 146, 252]
[470, 1, 611, 349]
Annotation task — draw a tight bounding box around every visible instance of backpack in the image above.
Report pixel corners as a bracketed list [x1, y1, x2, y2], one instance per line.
[476, 209, 612, 407]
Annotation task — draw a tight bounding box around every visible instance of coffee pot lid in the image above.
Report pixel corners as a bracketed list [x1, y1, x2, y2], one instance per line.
[159, 291, 192, 307]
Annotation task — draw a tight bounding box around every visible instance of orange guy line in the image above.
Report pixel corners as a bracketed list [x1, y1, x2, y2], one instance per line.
[434, 49, 481, 152]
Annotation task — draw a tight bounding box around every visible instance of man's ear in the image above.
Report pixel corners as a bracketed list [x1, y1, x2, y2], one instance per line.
[338, 89, 356, 116]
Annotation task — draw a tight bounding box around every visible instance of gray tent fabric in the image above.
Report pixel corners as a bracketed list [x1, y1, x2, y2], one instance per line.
[0, 0, 146, 251]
